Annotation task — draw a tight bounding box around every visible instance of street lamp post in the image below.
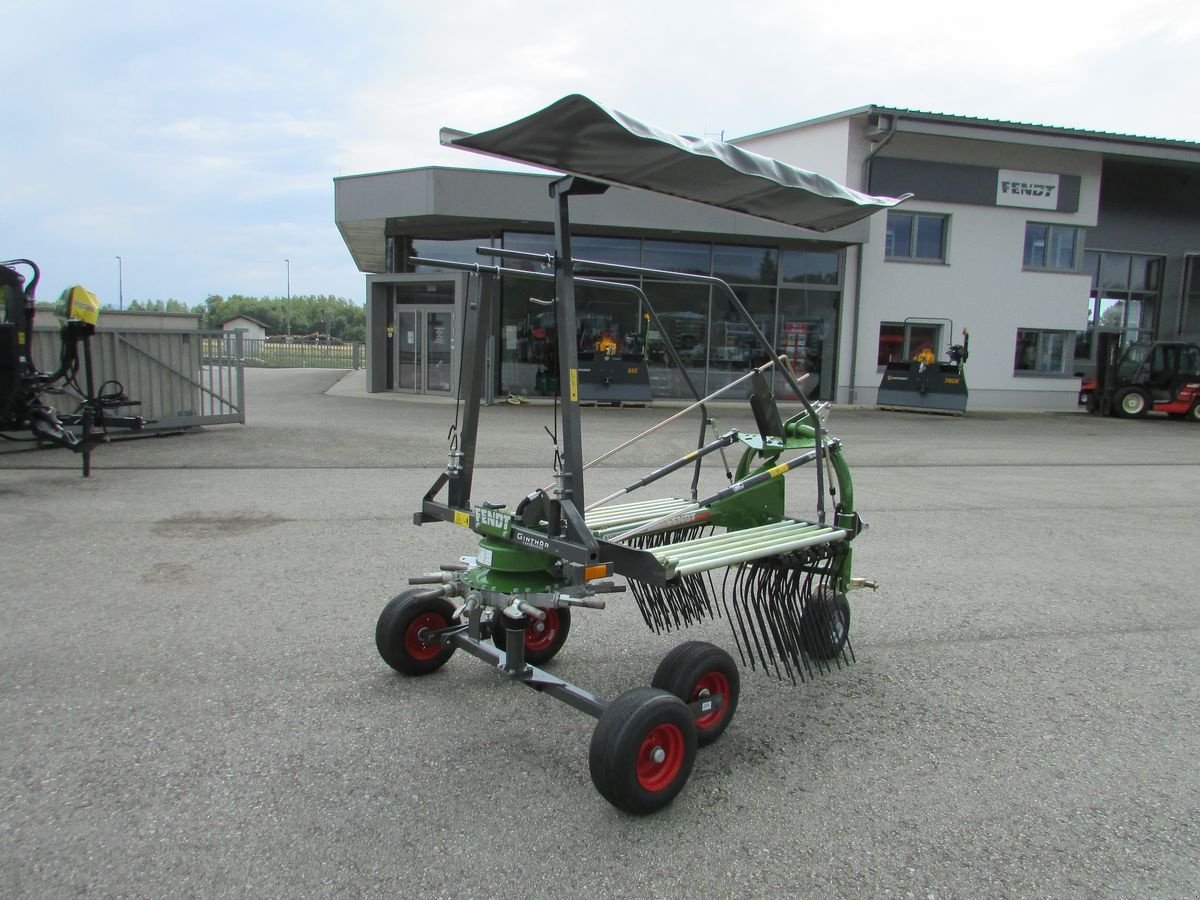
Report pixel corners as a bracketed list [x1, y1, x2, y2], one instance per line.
[285, 258, 291, 337]
[115, 255, 123, 310]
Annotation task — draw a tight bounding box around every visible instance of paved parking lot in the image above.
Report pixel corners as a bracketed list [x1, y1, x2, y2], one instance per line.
[2, 368, 1198, 897]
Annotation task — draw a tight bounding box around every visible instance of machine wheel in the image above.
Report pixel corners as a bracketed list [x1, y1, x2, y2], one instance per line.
[803, 589, 851, 660]
[650, 641, 740, 746]
[375, 589, 457, 675]
[1113, 386, 1150, 418]
[1188, 401, 1200, 423]
[491, 607, 571, 666]
[589, 687, 697, 815]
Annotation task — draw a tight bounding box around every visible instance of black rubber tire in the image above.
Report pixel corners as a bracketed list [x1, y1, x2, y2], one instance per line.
[1113, 386, 1150, 418]
[1188, 401, 1200, 423]
[651, 641, 740, 746]
[588, 687, 697, 815]
[375, 589, 457, 675]
[802, 589, 851, 660]
[491, 606, 571, 666]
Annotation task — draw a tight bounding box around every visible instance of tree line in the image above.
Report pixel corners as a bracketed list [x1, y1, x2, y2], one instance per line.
[45, 293, 367, 342]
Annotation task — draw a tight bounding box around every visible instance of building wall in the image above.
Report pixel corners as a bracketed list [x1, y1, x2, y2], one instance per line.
[744, 122, 1106, 410]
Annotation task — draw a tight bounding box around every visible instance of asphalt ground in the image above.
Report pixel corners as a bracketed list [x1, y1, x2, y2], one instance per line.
[2, 368, 1198, 898]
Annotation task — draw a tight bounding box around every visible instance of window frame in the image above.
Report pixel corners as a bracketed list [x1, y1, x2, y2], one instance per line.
[1022, 222, 1083, 273]
[884, 211, 949, 264]
[1013, 328, 1076, 376]
[877, 320, 944, 367]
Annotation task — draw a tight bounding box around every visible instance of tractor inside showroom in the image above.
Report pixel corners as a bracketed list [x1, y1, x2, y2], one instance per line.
[1080, 334, 1200, 421]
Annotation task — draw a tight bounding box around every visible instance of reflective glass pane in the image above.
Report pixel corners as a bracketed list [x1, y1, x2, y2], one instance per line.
[1038, 332, 1066, 372]
[502, 232, 556, 271]
[576, 283, 642, 358]
[1132, 256, 1162, 291]
[781, 249, 841, 285]
[409, 236, 493, 272]
[643, 239, 711, 275]
[1049, 227, 1077, 270]
[425, 310, 453, 393]
[915, 215, 945, 260]
[1099, 253, 1131, 290]
[712, 245, 778, 284]
[642, 281, 709, 397]
[886, 213, 913, 258]
[908, 324, 939, 360]
[1015, 330, 1035, 370]
[878, 322, 904, 365]
[708, 286, 775, 392]
[1082, 250, 1101, 284]
[777, 290, 837, 400]
[396, 309, 419, 390]
[499, 274, 557, 396]
[1023, 224, 1048, 267]
[572, 236, 642, 276]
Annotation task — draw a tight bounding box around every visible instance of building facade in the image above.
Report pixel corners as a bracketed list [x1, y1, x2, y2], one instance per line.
[334, 106, 1200, 410]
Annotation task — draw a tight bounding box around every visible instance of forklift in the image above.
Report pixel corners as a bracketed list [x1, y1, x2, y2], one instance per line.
[1079, 331, 1200, 420]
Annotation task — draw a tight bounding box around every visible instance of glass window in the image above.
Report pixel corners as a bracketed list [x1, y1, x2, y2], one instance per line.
[708, 286, 775, 392]
[885, 212, 947, 262]
[1099, 253, 1131, 289]
[502, 232, 556, 271]
[712, 245, 778, 285]
[781, 248, 841, 286]
[1184, 256, 1200, 335]
[776, 290, 838, 399]
[643, 239, 711, 276]
[408, 236, 495, 272]
[1014, 329, 1072, 374]
[571, 235, 641, 277]
[642, 281, 710, 397]
[498, 274, 558, 396]
[1023, 223, 1081, 272]
[877, 321, 942, 365]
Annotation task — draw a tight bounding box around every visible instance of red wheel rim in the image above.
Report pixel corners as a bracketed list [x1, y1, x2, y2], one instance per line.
[404, 612, 447, 661]
[635, 723, 685, 792]
[525, 609, 560, 653]
[692, 671, 730, 730]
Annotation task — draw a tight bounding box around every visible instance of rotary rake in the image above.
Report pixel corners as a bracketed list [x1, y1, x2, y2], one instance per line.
[373, 95, 904, 814]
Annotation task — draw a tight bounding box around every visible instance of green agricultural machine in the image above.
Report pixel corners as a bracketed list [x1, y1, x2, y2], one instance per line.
[374, 96, 907, 814]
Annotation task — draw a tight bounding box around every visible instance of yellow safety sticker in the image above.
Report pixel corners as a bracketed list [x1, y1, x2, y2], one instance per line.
[453, 510, 470, 528]
[768, 462, 790, 478]
[569, 368, 578, 402]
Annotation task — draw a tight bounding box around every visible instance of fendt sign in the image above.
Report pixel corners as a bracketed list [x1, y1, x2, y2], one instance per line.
[996, 169, 1061, 209]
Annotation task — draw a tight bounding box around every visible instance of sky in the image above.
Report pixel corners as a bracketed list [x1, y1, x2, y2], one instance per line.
[4, 0, 1200, 309]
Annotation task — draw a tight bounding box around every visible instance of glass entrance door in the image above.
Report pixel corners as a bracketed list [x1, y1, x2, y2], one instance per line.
[394, 306, 454, 395]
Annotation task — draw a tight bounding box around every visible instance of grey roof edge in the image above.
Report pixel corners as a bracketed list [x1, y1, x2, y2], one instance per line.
[734, 105, 1200, 154]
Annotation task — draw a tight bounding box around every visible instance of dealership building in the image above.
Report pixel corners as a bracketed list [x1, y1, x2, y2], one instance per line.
[334, 104, 1200, 410]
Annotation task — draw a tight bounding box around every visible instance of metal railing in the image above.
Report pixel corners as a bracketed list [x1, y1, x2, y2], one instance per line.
[33, 327, 245, 430]
[232, 338, 364, 369]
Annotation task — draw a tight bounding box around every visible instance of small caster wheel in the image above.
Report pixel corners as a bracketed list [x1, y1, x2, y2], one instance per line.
[651, 641, 740, 746]
[376, 589, 457, 675]
[803, 589, 851, 660]
[588, 687, 697, 815]
[491, 606, 571, 666]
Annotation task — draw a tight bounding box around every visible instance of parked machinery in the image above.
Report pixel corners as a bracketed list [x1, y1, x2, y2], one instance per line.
[1, 259, 144, 475]
[876, 324, 969, 415]
[1080, 333, 1200, 421]
[372, 96, 908, 813]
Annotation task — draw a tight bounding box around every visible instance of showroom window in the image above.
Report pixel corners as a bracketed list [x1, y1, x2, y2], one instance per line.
[877, 321, 942, 366]
[1014, 329, 1073, 374]
[885, 212, 947, 262]
[1074, 250, 1163, 361]
[1023, 223, 1082, 272]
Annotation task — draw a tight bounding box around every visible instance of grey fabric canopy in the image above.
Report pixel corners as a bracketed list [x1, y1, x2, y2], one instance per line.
[444, 94, 908, 233]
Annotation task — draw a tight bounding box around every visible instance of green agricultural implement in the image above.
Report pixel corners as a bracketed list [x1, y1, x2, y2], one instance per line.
[373, 95, 905, 814]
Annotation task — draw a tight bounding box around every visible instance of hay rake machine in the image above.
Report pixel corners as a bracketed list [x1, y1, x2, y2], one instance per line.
[374, 96, 907, 814]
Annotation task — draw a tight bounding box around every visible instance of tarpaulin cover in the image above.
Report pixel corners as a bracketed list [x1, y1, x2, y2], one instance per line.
[445, 94, 908, 232]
